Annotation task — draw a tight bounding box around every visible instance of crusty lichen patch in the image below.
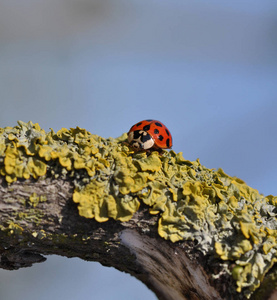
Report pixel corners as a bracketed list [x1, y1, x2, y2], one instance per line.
[0, 121, 277, 298]
[28, 193, 47, 208]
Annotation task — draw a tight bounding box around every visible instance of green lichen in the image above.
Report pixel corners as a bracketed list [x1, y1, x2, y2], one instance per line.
[28, 193, 47, 208]
[32, 230, 47, 239]
[12, 206, 45, 226]
[6, 221, 24, 235]
[251, 264, 277, 299]
[0, 121, 277, 298]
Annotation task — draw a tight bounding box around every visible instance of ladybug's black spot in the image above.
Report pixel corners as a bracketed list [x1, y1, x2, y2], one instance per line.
[145, 119, 153, 122]
[154, 129, 159, 134]
[158, 135, 164, 141]
[155, 122, 163, 127]
[135, 122, 142, 127]
[166, 138, 170, 148]
[133, 130, 141, 139]
[165, 129, 170, 136]
[143, 124, 151, 131]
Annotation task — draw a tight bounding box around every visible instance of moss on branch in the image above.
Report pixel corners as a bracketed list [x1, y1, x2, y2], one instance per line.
[0, 121, 277, 299]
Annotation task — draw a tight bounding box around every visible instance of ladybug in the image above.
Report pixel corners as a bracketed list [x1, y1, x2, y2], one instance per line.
[127, 119, 173, 151]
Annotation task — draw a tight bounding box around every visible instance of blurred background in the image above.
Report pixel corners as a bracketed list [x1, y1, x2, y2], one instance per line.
[0, 1, 276, 299]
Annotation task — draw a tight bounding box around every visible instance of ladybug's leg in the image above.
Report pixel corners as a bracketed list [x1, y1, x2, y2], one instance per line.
[156, 148, 165, 155]
[146, 145, 164, 156]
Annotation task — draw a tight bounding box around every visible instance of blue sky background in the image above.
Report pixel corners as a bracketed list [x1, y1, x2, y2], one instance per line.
[0, 1, 276, 299]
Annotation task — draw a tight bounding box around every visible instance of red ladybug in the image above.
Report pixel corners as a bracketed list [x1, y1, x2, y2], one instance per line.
[127, 119, 173, 151]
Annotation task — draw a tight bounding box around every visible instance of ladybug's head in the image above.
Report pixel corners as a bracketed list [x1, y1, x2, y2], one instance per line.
[127, 130, 155, 150]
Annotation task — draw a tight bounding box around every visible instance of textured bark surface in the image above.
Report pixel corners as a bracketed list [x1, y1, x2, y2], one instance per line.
[0, 176, 226, 300]
[0, 176, 276, 300]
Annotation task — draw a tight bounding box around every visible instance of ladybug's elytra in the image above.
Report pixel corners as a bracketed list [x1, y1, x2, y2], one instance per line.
[127, 119, 173, 151]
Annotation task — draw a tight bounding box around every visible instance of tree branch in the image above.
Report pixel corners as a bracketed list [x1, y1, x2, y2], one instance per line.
[0, 176, 222, 300]
[0, 121, 276, 300]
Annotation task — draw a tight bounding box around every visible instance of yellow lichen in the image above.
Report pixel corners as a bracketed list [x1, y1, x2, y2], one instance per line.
[28, 193, 47, 207]
[73, 179, 140, 222]
[7, 222, 24, 235]
[134, 152, 162, 172]
[1, 121, 277, 298]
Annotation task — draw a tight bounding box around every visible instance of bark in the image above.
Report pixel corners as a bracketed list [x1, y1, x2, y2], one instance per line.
[0, 176, 277, 300]
[0, 176, 228, 300]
